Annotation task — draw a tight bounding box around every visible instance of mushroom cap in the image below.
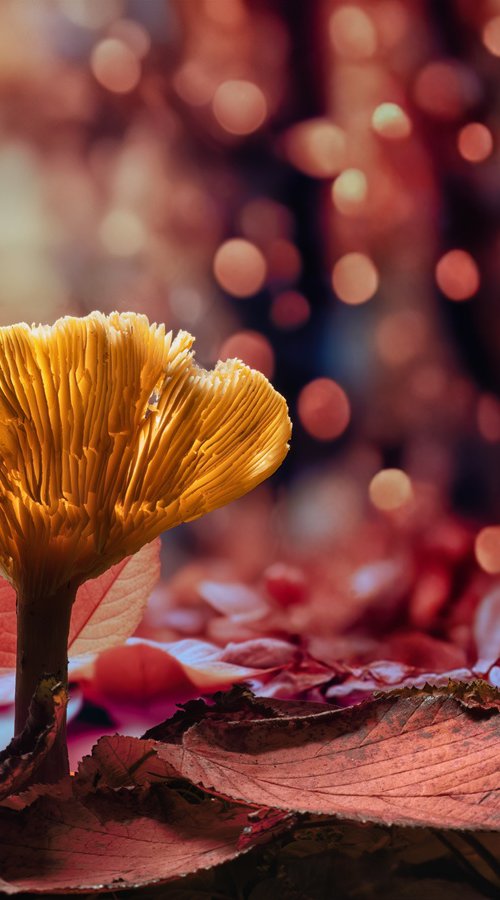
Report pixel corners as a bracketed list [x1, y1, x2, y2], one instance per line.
[0, 312, 291, 599]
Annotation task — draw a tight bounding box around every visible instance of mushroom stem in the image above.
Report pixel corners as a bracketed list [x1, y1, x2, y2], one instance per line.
[15, 584, 76, 783]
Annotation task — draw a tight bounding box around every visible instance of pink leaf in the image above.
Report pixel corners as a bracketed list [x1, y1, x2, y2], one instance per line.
[156, 682, 500, 830]
[0, 783, 287, 894]
[474, 584, 500, 672]
[75, 637, 284, 706]
[198, 580, 269, 619]
[0, 540, 161, 670]
[69, 539, 161, 657]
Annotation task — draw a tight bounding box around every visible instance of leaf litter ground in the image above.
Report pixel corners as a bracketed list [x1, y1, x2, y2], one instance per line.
[0, 683, 498, 897]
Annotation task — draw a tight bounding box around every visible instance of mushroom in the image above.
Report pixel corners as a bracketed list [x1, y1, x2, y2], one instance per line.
[0, 311, 291, 781]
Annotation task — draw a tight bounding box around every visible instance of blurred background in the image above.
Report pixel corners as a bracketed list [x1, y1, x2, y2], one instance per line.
[2, 0, 500, 719]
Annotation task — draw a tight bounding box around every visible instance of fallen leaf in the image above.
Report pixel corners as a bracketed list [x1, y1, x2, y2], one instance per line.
[199, 581, 269, 620]
[474, 585, 500, 673]
[76, 734, 184, 793]
[324, 661, 475, 703]
[0, 540, 161, 670]
[75, 636, 282, 707]
[154, 683, 500, 830]
[0, 678, 67, 801]
[379, 632, 467, 672]
[219, 638, 298, 668]
[0, 781, 288, 894]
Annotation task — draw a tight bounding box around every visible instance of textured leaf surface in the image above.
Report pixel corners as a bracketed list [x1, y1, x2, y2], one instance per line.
[0, 784, 286, 894]
[155, 684, 500, 830]
[76, 734, 178, 792]
[0, 678, 67, 802]
[0, 540, 161, 670]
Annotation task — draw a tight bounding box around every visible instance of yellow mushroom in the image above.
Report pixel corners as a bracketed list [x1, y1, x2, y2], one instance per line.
[0, 311, 291, 780]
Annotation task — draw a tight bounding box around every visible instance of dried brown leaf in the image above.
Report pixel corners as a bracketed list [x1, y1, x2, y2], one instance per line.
[0, 782, 289, 894]
[0, 677, 67, 802]
[154, 682, 500, 830]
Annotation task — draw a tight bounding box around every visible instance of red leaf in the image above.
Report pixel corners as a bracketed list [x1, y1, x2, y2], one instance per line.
[75, 636, 284, 708]
[0, 540, 161, 670]
[0, 778, 288, 893]
[155, 683, 500, 830]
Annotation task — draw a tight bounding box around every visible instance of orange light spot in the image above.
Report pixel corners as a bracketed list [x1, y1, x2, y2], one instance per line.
[435, 249, 479, 301]
[219, 330, 275, 379]
[483, 16, 500, 56]
[173, 61, 216, 106]
[458, 123, 493, 163]
[270, 291, 310, 330]
[213, 239, 267, 297]
[91, 38, 141, 94]
[108, 19, 151, 59]
[266, 239, 302, 282]
[371, 102, 412, 139]
[332, 168, 368, 216]
[329, 5, 377, 60]
[414, 61, 479, 120]
[284, 119, 346, 178]
[332, 252, 378, 305]
[369, 468, 413, 511]
[477, 394, 500, 442]
[213, 80, 267, 135]
[475, 526, 500, 573]
[298, 378, 350, 441]
[375, 310, 428, 366]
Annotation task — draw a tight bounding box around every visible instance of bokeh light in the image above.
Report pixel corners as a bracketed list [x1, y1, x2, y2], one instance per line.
[482, 16, 500, 56]
[477, 394, 500, 443]
[475, 526, 500, 573]
[332, 168, 368, 216]
[219, 330, 275, 379]
[90, 38, 141, 94]
[173, 60, 216, 106]
[332, 252, 379, 305]
[435, 249, 480, 301]
[371, 102, 412, 139]
[458, 123, 493, 163]
[414, 61, 479, 120]
[329, 5, 377, 60]
[369, 469, 413, 511]
[298, 378, 351, 441]
[108, 19, 152, 59]
[270, 290, 310, 330]
[284, 119, 346, 178]
[213, 80, 267, 135]
[213, 238, 267, 297]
